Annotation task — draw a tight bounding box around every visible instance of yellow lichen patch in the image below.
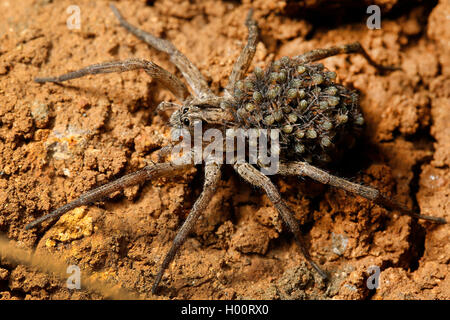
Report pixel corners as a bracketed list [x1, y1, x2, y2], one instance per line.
[45, 207, 93, 247]
[90, 268, 117, 282]
[45, 238, 57, 248]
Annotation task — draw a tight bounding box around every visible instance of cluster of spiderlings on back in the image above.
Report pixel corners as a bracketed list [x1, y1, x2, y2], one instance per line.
[230, 56, 365, 166]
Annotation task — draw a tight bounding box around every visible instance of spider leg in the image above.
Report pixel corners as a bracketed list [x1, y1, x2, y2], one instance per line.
[295, 42, 400, 72]
[225, 9, 259, 98]
[156, 101, 181, 112]
[234, 163, 328, 279]
[34, 58, 190, 101]
[110, 4, 213, 99]
[25, 162, 191, 230]
[278, 161, 446, 224]
[152, 163, 221, 294]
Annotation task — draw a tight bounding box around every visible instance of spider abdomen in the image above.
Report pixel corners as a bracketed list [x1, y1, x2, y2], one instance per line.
[231, 56, 364, 165]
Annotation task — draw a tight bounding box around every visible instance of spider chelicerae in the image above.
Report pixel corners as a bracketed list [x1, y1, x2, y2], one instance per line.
[26, 4, 446, 295]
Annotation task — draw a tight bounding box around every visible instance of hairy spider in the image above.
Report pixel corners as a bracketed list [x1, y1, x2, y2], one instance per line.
[26, 4, 446, 295]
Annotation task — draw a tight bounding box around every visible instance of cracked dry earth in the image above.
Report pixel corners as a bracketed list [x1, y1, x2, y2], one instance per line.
[0, 0, 449, 300]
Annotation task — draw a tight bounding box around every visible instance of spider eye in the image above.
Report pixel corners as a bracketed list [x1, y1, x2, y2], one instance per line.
[182, 107, 189, 114]
[182, 118, 190, 126]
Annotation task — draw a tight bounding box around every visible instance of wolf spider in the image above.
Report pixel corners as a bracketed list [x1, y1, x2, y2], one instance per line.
[26, 4, 446, 295]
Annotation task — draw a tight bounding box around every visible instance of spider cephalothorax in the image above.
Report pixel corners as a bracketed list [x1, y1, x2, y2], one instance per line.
[26, 4, 446, 296]
[170, 97, 234, 132]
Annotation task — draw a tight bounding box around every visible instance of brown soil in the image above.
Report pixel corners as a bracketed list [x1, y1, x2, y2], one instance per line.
[0, 0, 449, 300]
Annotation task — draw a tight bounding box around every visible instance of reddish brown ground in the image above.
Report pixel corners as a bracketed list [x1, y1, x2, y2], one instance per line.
[0, 0, 448, 300]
